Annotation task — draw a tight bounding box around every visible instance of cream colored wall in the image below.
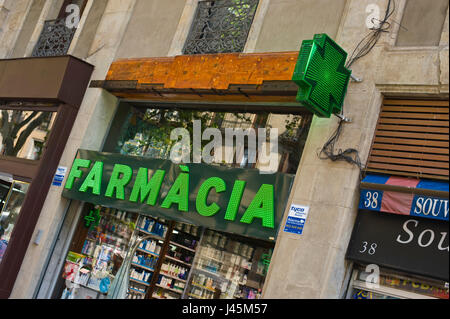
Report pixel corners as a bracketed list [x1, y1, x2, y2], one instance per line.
[254, 0, 347, 52]
[396, 0, 449, 47]
[0, 0, 33, 58]
[115, 0, 186, 59]
[9, 0, 45, 58]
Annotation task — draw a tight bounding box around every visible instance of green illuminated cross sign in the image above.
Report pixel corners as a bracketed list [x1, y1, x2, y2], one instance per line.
[292, 34, 352, 118]
[84, 208, 101, 228]
[261, 253, 272, 275]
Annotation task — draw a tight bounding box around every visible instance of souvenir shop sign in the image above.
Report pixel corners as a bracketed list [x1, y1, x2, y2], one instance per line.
[359, 174, 449, 222]
[346, 210, 449, 282]
[62, 150, 295, 240]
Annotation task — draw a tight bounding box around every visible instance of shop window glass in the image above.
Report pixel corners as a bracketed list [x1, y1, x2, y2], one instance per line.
[115, 109, 224, 159]
[61, 205, 141, 299]
[0, 181, 29, 265]
[183, 229, 272, 299]
[347, 266, 449, 300]
[112, 107, 311, 175]
[0, 181, 10, 212]
[351, 289, 400, 300]
[59, 204, 274, 299]
[0, 110, 54, 160]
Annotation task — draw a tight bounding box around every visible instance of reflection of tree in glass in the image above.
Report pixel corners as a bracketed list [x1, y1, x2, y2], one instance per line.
[279, 114, 313, 174]
[117, 108, 254, 160]
[0, 182, 28, 242]
[0, 109, 52, 157]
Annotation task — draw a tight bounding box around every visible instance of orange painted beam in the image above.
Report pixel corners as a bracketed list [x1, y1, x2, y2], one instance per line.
[106, 52, 299, 90]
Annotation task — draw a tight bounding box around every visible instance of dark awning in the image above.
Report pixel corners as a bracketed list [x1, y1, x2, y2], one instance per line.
[0, 55, 94, 107]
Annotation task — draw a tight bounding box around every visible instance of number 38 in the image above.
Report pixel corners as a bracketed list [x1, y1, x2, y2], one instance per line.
[360, 242, 377, 255]
[364, 191, 379, 209]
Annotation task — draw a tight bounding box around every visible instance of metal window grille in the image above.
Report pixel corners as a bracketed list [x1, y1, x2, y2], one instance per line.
[183, 0, 259, 55]
[31, 18, 76, 57]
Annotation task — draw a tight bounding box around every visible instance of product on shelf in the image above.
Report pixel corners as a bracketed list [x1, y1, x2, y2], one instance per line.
[61, 207, 139, 299]
[139, 216, 167, 238]
[62, 205, 273, 300]
[130, 268, 153, 283]
[160, 262, 189, 280]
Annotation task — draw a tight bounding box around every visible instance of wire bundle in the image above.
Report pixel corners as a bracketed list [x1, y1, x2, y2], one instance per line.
[346, 0, 396, 69]
[318, 118, 364, 179]
[319, 0, 396, 179]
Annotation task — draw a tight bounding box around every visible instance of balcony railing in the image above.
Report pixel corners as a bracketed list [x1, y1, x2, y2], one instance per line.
[32, 18, 76, 57]
[183, 0, 259, 55]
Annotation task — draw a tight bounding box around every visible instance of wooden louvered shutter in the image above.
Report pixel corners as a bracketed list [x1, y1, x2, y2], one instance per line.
[366, 98, 449, 180]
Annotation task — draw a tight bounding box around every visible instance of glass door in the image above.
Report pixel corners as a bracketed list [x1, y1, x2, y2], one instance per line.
[0, 180, 30, 264]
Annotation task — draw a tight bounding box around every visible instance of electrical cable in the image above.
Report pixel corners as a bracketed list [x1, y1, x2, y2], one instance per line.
[345, 0, 396, 69]
[319, 0, 395, 179]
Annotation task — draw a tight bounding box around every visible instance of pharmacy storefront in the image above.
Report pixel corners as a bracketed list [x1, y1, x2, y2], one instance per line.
[46, 39, 350, 300]
[56, 148, 294, 300]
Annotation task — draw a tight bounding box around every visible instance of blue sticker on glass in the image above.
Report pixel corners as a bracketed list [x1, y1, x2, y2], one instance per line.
[99, 277, 111, 294]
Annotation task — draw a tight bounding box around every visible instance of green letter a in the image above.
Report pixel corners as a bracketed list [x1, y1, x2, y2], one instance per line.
[240, 184, 274, 228]
[79, 161, 103, 195]
[161, 173, 189, 212]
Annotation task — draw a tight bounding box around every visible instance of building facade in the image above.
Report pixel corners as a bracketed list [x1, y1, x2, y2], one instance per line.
[0, 0, 448, 299]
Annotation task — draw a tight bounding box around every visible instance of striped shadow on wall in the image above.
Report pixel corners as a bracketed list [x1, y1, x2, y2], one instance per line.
[367, 98, 449, 180]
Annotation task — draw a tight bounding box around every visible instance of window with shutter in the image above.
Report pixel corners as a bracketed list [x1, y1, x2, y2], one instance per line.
[366, 98, 449, 180]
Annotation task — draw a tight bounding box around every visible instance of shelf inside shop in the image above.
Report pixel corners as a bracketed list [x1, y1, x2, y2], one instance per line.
[169, 241, 196, 253]
[159, 272, 187, 283]
[238, 281, 260, 289]
[129, 287, 146, 295]
[137, 227, 165, 241]
[165, 255, 192, 267]
[252, 271, 266, 277]
[129, 278, 151, 286]
[197, 256, 252, 270]
[188, 293, 208, 300]
[67, 280, 105, 295]
[201, 242, 254, 260]
[191, 282, 216, 292]
[131, 263, 155, 272]
[192, 267, 230, 282]
[173, 228, 201, 238]
[136, 247, 159, 257]
[155, 284, 184, 294]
